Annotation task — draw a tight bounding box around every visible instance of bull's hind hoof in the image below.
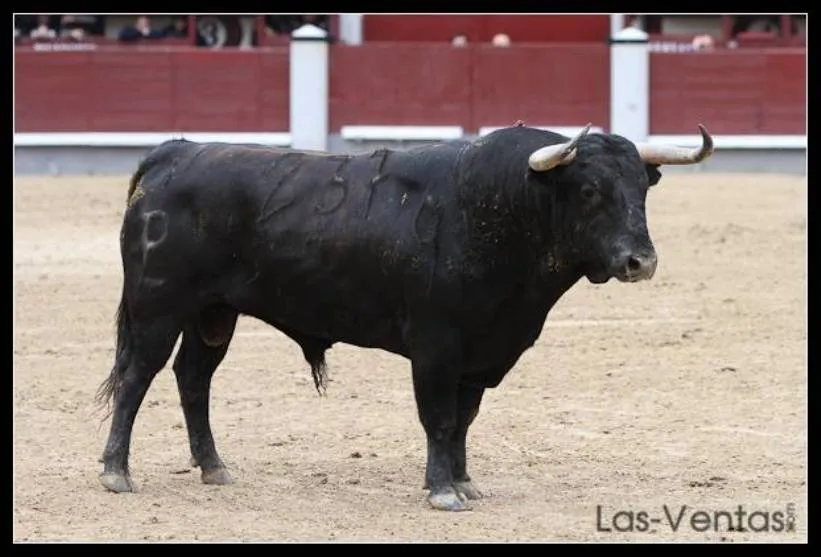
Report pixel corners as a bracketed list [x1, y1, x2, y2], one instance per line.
[100, 473, 134, 493]
[428, 486, 472, 511]
[201, 467, 233, 485]
[454, 480, 484, 500]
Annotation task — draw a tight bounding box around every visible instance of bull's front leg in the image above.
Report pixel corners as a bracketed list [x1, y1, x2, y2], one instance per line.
[422, 382, 486, 502]
[409, 326, 470, 511]
[450, 383, 485, 500]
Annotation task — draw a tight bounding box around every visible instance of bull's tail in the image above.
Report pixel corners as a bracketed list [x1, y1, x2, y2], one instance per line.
[125, 138, 189, 204]
[95, 287, 132, 419]
[126, 160, 148, 204]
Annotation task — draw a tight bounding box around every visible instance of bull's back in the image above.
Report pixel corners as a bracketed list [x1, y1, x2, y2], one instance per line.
[205, 142, 464, 290]
[129, 141, 466, 349]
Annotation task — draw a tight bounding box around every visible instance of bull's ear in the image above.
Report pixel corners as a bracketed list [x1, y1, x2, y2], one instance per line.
[645, 164, 662, 187]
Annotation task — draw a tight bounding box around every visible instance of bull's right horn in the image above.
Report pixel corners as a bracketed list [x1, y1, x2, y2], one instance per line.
[528, 124, 592, 172]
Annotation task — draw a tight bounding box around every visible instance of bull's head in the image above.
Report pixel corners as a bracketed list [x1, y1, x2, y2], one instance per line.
[526, 124, 714, 284]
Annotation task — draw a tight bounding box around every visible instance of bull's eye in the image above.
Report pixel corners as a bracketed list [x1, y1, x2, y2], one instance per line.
[580, 184, 600, 203]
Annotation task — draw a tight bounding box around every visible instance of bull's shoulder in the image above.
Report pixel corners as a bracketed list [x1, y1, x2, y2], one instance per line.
[374, 140, 471, 174]
[406, 139, 472, 158]
[473, 126, 570, 149]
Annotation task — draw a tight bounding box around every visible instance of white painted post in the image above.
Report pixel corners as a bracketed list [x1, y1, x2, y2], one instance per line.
[609, 26, 650, 142]
[610, 14, 624, 37]
[339, 14, 363, 45]
[239, 16, 255, 49]
[290, 24, 330, 151]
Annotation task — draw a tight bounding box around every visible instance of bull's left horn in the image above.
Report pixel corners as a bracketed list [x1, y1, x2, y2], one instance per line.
[634, 124, 715, 165]
[528, 123, 592, 172]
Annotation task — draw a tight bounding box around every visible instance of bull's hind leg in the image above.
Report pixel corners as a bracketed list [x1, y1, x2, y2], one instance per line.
[100, 316, 182, 493]
[173, 304, 239, 486]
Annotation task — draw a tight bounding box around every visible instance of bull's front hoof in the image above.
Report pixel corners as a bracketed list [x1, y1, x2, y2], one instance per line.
[201, 467, 233, 485]
[428, 486, 471, 511]
[454, 480, 484, 500]
[100, 473, 134, 493]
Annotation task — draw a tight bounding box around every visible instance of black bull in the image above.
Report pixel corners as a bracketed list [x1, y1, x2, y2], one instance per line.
[96, 124, 714, 511]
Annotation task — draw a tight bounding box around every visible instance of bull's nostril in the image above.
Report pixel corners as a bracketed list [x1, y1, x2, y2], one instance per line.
[626, 256, 642, 272]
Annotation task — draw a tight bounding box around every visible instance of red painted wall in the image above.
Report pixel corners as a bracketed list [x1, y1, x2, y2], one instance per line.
[650, 48, 805, 134]
[14, 44, 805, 136]
[329, 43, 609, 133]
[469, 44, 609, 131]
[362, 15, 610, 43]
[16, 51, 95, 131]
[329, 44, 472, 130]
[14, 46, 290, 132]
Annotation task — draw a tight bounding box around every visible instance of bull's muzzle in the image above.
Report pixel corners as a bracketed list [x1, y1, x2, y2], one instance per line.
[612, 250, 658, 282]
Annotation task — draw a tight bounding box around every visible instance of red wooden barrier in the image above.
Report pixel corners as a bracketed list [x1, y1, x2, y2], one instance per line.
[89, 51, 175, 131]
[15, 51, 95, 131]
[14, 46, 290, 132]
[329, 43, 609, 133]
[329, 43, 472, 130]
[650, 48, 805, 134]
[470, 44, 609, 131]
[14, 44, 805, 136]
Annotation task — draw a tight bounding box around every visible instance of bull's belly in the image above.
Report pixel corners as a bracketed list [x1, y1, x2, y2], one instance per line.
[221, 261, 552, 372]
[229, 284, 543, 382]
[229, 283, 408, 356]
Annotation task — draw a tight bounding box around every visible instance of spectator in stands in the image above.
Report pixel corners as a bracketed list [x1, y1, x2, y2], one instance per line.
[691, 34, 715, 51]
[29, 15, 57, 40]
[265, 14, 330, 36]
[451, 34, 468, 47]
[297, 14, 329, 32]
[14, 15, 34, 39]
[731, 15, 780, 37]
[162, 16, 189, 38]
[491, 33, 511, 47]
[264, 15, 293, 37]
[59, 14, 104, 41]
[117, 15, 165, 42]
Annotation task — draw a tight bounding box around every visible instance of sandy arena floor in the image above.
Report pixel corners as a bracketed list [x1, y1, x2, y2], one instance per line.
[13, 172, 807, 542]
